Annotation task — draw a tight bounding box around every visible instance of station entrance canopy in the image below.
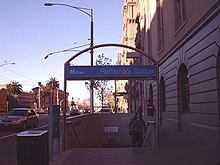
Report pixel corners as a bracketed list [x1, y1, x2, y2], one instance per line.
[62, 43, 159, 150]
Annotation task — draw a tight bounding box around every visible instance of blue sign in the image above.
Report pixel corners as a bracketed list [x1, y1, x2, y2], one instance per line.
[65, 65, 157, 80]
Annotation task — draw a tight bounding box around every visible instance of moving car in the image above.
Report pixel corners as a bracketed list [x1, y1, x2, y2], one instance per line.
[83, 108, 90, 113]
[0, 107, 39, 130]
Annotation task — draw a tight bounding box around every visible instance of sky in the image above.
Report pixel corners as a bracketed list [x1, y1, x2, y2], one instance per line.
[0, 0, 124, 101]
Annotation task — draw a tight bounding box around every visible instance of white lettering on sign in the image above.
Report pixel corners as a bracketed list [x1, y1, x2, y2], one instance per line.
[100, 69, 132, 75]
[132, 68, 155, 75]
[100, 68, 155, 75]
[104, 126, 118, 133]
[69, 69, 84, 75]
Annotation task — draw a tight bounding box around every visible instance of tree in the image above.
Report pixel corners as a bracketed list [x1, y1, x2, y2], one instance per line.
[6, 81, 23, 96]
[7, 95, 19, 111]
[85, 54, 113, 109]
[46, 77, 59, 104]
[6, 81, 22, 110]
[104, 91, 114, 109]
[40, 85, 50, 109]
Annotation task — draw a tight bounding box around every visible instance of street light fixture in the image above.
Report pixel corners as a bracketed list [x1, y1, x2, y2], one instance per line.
[44, 2, 94, 151]
[0, 62, 15, 67]
[44, 43, 90, 59]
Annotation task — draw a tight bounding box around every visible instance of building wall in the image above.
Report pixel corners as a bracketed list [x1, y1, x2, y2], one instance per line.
[116, 0, 139, 112]
[15, 91, 35, 108]
[159, 0, 220, 145]
[160, 11, 220, 144]
[0, 84, 35, 109]
[122, 0, 220, 145]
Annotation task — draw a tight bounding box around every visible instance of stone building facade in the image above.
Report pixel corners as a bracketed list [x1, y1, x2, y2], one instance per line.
[120, 0, 220, 145]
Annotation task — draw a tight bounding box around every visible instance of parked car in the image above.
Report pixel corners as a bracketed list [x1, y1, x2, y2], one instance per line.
[70, 108, 80, 116]
[99, 107, 112, 113]
[0, 107, 39, 130]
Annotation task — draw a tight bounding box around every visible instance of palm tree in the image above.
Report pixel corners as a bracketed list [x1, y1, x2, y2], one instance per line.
[40, 85, 50, 109]
[6, 81, 23, 96]
[46, 77, 59, 104]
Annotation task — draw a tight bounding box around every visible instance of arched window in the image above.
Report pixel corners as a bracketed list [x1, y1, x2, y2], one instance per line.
[177, 64, 190, 112]
[160, 77, 166, 112]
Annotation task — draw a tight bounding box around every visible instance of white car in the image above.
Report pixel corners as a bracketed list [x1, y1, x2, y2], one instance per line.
[0, 108, 39, 130]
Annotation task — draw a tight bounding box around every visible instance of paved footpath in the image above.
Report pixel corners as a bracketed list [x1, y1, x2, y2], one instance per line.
[50, 127, 220, 165]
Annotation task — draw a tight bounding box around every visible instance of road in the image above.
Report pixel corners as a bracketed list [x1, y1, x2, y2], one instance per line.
[0, 114, 49, 165]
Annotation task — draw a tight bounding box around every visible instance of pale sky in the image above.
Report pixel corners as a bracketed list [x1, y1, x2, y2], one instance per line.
[0, 0, 124, 101]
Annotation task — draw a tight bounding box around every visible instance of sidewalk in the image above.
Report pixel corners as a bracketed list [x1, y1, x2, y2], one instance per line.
[50, 127, 220, 165]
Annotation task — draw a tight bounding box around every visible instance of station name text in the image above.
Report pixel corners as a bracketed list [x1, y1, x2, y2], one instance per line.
[99, 68, 155, 75]
[69, 68, 155, 76]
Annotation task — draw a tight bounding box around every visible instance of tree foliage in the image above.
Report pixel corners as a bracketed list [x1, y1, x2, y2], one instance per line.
[85, 54, 113, 108]
[104, 91, 114, 108]
[6, 81, 22, 110]
[6, 81, 23, 96]
[40, 85, 51, 109]
[46, 77, 59, 104]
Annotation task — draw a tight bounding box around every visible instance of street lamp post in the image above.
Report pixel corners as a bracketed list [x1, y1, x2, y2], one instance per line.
[44, 2, 94, 151]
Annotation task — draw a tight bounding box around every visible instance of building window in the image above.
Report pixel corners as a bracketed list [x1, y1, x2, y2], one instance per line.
[135, 15, 142, 49]
[174, 0, 187, 30]
[128, 2, 135, 19]
[160, 77, 166, 112]
[177, 64, 190, 112]
[157, 0, 164, 51]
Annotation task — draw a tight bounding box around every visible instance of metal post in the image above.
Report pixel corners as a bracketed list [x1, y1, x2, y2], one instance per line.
[90, 9, 94, 113]
[38, 81, 42, 109]
[44, 2, 95, 150]
[114, 80, 117, 112]
[49, 104, 53, 160]
[62, 65, 67, 151]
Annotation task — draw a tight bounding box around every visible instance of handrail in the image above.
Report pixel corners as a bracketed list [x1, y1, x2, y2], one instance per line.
[70, 121, 81, 148]
[142, 120, 156, 147]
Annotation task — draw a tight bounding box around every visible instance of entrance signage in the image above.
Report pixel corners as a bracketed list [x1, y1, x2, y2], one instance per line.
[66, 65, 157, 80]
[63, 43, 159, 150]
[104, 126, 118, 133]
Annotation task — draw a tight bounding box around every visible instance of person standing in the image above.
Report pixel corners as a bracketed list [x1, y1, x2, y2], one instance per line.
[129, 106, 147, 148]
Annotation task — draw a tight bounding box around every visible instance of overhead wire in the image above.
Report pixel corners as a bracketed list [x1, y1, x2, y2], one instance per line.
[4, 39, 90, 63]
[0, 67, 38, 83]
[1, 39, 90, 87]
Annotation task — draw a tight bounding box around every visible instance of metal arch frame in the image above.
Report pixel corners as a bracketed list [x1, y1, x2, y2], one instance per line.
[64, 43, 157, 65]
[62, 43, 160, 150]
